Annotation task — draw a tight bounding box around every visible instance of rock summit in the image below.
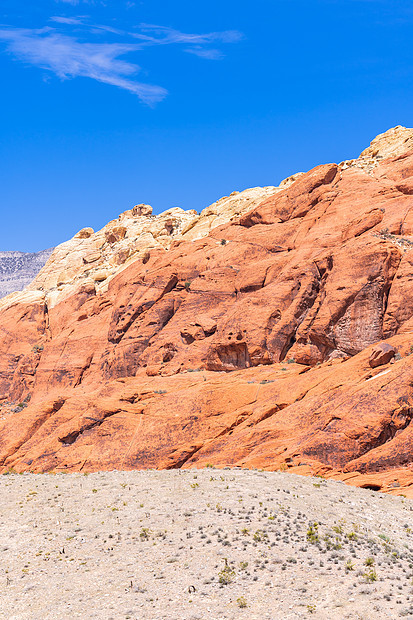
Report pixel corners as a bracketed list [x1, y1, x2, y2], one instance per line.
[1, 125, 413, 497]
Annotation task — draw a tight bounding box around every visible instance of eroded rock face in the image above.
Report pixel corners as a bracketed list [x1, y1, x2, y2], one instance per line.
[1, 126, 413, 497]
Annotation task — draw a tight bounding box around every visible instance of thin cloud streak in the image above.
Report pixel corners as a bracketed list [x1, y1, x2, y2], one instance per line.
[55, 0, 93, 4]
[50, 18, 243, 50]
[186, 47, 224, 60]
[136, 24, 243, 46]
[51, 16, 86, 25]
[51, 16, 124, 35]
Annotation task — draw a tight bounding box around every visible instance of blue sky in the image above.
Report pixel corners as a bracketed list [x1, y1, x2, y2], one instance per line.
[0, 0, 412, 251]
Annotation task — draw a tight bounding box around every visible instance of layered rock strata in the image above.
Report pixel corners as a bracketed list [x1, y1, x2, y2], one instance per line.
[1, 126, 413, 497]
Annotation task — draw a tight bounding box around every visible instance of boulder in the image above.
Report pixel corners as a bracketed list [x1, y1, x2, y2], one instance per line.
[74, 227, 94, 239]
[369, 342, 396, 368]
[132, 204, 153, 217]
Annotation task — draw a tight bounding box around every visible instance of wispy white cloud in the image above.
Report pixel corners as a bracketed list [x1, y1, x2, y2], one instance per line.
[185, 47, 223, 60]
[0, 27, 166, 103]
[51, 16, 86, 25]
[55, 0, 93, 5]
[136, 24, 243, 48]
[0, 21, 242, 103]
[49, 18, 243, 49]
[50, 16, 123, 34]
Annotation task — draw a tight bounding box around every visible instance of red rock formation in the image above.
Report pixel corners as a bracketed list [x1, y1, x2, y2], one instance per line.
[1, 127, 413, 497]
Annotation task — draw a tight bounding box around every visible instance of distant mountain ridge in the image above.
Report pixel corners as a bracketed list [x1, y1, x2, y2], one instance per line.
[0, 249, 54, 299]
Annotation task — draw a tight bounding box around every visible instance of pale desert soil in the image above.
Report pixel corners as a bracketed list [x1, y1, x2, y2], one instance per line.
[1, 469, 413, 620]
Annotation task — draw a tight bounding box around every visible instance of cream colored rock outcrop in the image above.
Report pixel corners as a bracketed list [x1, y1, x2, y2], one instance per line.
[25, 184, 301, 307]
[340, 125, 413, 173]
[0, 126, 411, 314]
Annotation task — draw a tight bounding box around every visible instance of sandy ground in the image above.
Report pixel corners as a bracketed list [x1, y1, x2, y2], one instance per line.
[0, 468, 413, 619]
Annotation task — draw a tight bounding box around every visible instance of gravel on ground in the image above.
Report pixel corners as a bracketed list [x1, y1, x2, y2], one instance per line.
[1, 469, 413, 619]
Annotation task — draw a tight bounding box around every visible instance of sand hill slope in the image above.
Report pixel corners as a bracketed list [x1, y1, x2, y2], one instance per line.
[1, 469, 412, 619]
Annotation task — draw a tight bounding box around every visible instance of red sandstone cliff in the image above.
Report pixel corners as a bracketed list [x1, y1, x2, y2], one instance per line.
[1, 126, 413, 497]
